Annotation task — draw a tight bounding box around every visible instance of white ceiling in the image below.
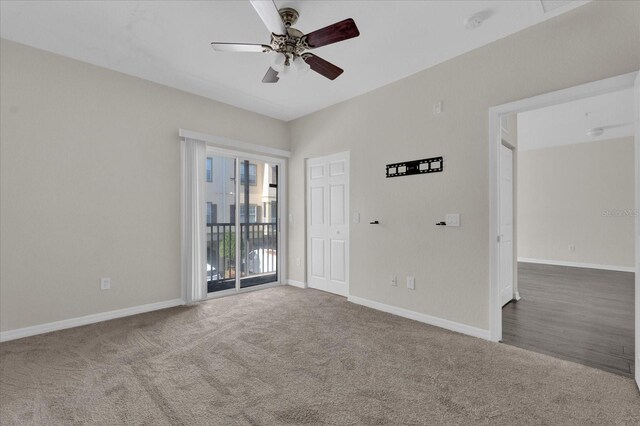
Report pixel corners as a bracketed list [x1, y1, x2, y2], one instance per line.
[0, 0, 589, 121]
[517, 88, 635, 151]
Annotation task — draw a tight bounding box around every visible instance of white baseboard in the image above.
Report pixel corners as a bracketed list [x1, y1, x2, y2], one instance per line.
[0, 298, 184, 343]
[287, 279, 307, 289]
[517, 257, 635, 273]
[347, 295, 491, 341]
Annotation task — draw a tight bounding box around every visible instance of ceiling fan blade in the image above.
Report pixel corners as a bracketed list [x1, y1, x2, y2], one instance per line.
[262, 67, 280, 83]
[302, 54, 344, 80]
[211, 42, 271, 53]
[250, 0, 287, 36]
[304, 18, 360, 48]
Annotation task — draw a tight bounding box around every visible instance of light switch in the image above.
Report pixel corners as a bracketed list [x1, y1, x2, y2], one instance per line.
[353, 212, 360, 223]
[445, 214, 460, 227]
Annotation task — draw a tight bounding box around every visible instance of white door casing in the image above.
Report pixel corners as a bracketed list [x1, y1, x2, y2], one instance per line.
[307, 152, 350, 297]
[499, 144, 514, 307]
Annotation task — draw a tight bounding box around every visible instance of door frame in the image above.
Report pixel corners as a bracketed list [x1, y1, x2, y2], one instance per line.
[205, 145, 287, 299]
[488, 71, 639, 343]
[305, 151, 350, 297]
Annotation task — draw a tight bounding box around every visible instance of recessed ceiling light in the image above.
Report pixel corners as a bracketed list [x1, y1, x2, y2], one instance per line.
[586, 127, 604, 137]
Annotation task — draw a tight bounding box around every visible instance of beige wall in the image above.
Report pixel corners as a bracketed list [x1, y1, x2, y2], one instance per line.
[288, 1, 640, 329]
[518, 137, 635, 268]
[0, 39, 289, 332]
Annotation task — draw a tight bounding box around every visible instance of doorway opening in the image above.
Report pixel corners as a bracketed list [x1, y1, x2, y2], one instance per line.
[489, 72, 639, 383]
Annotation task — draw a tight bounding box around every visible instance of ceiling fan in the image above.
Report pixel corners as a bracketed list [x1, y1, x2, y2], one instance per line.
[211, 0, 360, 83]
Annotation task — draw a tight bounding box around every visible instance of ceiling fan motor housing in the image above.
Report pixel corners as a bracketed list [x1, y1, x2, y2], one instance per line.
[268, 8, 310, 62]
[269, 22, 309, 63]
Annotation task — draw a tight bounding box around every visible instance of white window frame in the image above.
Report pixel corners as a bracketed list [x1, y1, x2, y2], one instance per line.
[206, 157, 213, 183]
[239, 203, 258, 224]
[240, 163, 258, 186]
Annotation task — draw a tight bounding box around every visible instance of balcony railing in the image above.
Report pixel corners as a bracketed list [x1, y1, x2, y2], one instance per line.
[206, 222, 277, 292]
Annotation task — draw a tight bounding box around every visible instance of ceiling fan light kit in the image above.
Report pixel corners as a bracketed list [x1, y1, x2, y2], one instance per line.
[211, 0, 360, 83]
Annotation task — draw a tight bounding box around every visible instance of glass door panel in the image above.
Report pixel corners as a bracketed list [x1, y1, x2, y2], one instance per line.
[205, 154, 237, 293]
[239, 159, 278, 288]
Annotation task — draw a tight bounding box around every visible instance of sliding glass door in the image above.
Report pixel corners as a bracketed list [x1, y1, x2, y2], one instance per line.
[205, 154, 237, 293]
[239, 159, 278, 288]
[205, 150, 280, 295]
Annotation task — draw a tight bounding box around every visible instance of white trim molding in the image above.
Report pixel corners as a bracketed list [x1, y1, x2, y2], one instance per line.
[518, 257, 635, 273]
[179, 129, 291, 158]
[287, 279, 307, 289]
[348, 296, 491, 341]
[0, 298, 184, 343]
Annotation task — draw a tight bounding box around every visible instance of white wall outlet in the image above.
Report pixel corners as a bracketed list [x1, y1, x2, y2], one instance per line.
[407, 276, 415, 290]
[445, 213, 460, 227]
[296, 257, 301, 266]
[390, 275, 397, 286]
[288, 214, 293, 223]
[353, 212, 360, 223]
[434, 101, 443, 115]
[100, 277, 111, 290]
[569, 244, 575, 252]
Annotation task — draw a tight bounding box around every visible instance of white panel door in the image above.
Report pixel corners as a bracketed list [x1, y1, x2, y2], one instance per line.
[499, 144, 514, 306]
[307, 152, 349, 296]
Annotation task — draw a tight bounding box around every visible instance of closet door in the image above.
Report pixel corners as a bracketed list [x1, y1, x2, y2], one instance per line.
[307, 152, 349, 297]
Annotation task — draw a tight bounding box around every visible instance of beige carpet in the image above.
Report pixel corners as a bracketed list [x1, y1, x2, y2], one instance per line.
[1, 286, 638, 425]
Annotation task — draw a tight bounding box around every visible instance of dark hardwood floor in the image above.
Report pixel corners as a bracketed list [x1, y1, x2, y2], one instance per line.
[502, 262, 635, 378]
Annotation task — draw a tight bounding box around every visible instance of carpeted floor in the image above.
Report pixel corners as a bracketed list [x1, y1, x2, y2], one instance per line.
[1, 286, 639, 425]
